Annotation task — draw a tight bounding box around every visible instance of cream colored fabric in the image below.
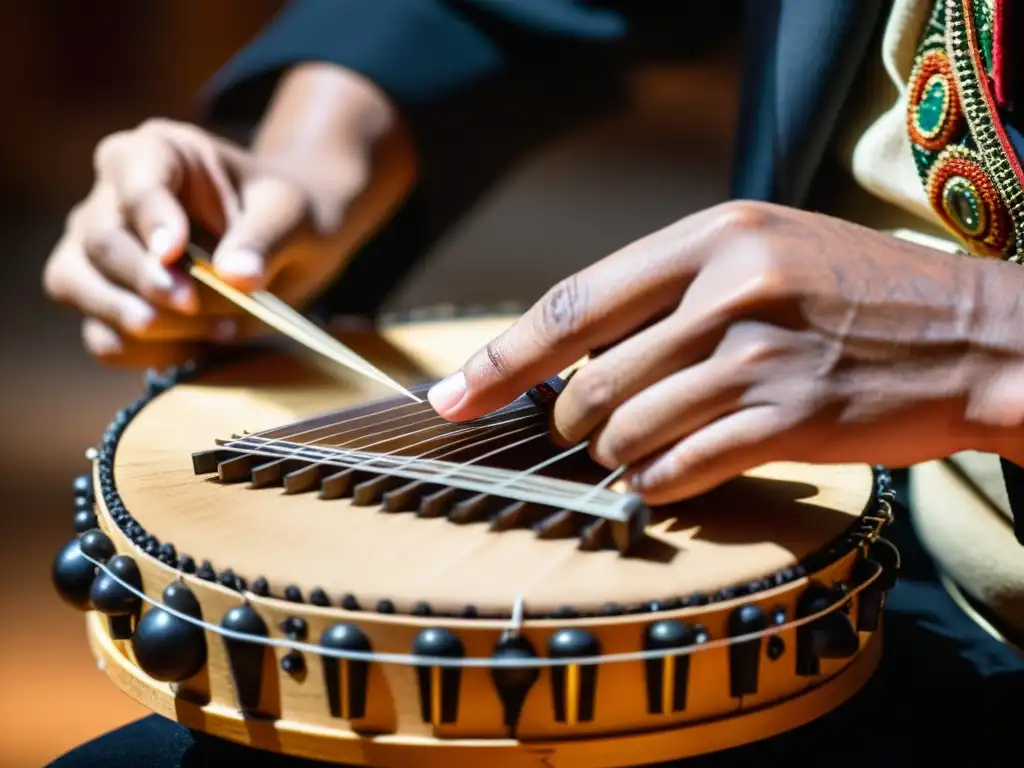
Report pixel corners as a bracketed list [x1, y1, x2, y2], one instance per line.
[910, 460, 1024, 638]
[833, 0, 1023, 630]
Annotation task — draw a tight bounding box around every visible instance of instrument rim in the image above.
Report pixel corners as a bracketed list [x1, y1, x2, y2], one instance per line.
[94, 308, 893, 623]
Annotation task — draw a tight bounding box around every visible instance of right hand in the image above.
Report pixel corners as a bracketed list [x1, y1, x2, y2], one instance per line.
[43, 64, 410, 369]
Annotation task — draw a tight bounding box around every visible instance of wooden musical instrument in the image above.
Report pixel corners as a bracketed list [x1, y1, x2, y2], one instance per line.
[52, 309, 900, 767]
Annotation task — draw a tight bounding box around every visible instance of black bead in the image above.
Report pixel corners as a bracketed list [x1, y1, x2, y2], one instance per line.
[73, 474, 93, 501]
[491, 634, 540, 733]
[90, 555, 144, 639]
[412, 628, 465, 725]
[322, 624, 372, 720]
[795, 584, 860, 676]
[340, 593, 360, 611]
[376, 599, 396, 614]
[143, 539, 159, 556]
[727, 604, 767, 698]
[551, 605, 577, 619]
[196, 561, 216, 581]
[218, 570, 239, 590]
[162, 581, 202, 616]
[158, 543, 177, 561]
[767, 636, 785, 660]
[280, 617, 308, 640]
[309, 588, 330, 607]
[642, 620, 696, 714]
[600, 602, 623, 616]
[250, 577, 269, 597]
[284, 585, 303, 603]
[178, 555, 196, 574]
[411, 601, 432, 616]
[74, 496, 92, 514]
[460, 604, 478, 618]
[52, 538, 98, 610]
[221, 604, 270, 712]
[548, 629, 600, 724]
[281, 651, 305, 675]
[132, 582, 206, 682]
[79, 529, 115, 563]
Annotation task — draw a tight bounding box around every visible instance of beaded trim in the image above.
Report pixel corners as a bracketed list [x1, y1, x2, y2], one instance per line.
[91, 347, 893, 620]
[906, 0, 1024, 259]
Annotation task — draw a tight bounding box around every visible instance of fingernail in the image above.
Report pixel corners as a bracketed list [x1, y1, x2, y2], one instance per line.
[628, 464, 663, 492]
[428, 371, 467, 414]
[148, 226, 175, 258]
[216, 249, 264, 279]
[212, 319, 238, 342]
[143, 258, 175, 291]
[169, 276, 198, 314]
[121, 299, 155, 333]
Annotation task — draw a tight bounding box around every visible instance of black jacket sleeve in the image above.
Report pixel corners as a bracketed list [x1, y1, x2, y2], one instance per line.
[197, 0, 739, 316]
[199, 0, 649, 135]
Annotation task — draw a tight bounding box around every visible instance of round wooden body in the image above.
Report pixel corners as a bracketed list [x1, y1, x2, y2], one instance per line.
[54, 313, 899, 767]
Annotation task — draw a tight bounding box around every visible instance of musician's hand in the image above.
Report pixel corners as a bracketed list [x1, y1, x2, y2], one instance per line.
[42, 64, 411, 368]
[429, 201, 1024, 503]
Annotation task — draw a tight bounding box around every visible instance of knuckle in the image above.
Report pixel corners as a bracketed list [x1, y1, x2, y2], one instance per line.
[536, 274, 587, 344]
[710, 200, 774, 233]
[482, 336, 512, 378]
[138, 116, 176, 135]
[592, 423, 640, 467]
[93, 131, 130, 172]
[720, 322, 780, 367]
[81, 226, 119, 261]
[571, 365, 617, 417]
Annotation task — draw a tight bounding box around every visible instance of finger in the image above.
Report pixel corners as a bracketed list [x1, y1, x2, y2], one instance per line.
[97, 134, 199, 312]
[211, 174, 308, 291]
[82, 318, 212, 369]
[56, 247, 239, 342]
[80, 199, 197, 315]
[586, 355, 745, 468]
[551, 310, 724, 446]
[428, 206, 737, 422]
[626, 405, 790, 505]
[101, 130, 190, 259]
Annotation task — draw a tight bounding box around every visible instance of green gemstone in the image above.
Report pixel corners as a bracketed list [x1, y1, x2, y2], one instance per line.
[916, 77, 947, 136]
[943, 177, 983, 235]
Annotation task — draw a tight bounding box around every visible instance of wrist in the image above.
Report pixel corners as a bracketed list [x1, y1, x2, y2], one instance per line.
[251, 63, 417, 234]
[254, 63, 397, 159]
[962, 259, 1024, 458]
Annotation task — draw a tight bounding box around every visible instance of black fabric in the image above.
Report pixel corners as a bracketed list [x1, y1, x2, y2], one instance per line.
[728, 0, 886, 206]
[1000, 457, 1024, 546]
[199, 1, 741, 316]
[49, 478, 1024, 766]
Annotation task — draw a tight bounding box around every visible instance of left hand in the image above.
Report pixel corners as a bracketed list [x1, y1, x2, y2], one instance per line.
[428, 201, 1024, 505]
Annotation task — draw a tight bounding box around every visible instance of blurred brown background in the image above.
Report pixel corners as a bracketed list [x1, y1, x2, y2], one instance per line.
[0, 2, 737, 764]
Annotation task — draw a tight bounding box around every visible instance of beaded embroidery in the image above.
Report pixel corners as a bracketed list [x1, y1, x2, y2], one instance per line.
[906, 0, 1024, 259]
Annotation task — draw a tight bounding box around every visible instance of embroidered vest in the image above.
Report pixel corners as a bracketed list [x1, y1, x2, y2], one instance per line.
[907, 0, 1024, 259]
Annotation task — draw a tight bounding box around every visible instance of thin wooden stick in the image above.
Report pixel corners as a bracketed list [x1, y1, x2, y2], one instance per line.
[185, 245, 422, 402]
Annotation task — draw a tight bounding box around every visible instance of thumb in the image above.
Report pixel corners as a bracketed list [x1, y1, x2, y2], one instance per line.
[212, 175, 308, 291]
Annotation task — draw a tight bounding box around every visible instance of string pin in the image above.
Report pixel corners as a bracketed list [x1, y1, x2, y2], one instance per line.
[501, 595, 526, 642]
